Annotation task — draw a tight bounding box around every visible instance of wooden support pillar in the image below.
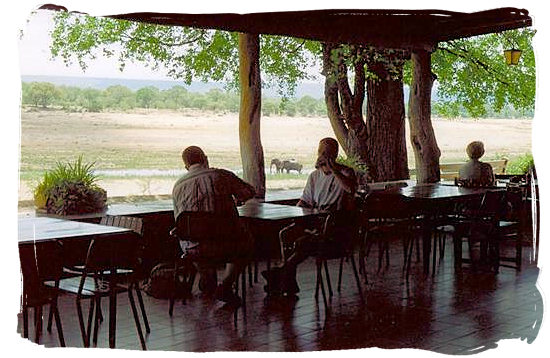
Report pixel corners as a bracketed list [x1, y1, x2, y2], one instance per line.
[239, 33, 266, 198]
[408, 48, 441, 183]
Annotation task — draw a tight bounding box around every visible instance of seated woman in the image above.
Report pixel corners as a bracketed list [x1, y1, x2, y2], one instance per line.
[458, 141, 495, 187]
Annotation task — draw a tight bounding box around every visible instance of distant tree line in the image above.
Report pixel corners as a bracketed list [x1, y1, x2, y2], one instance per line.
[21, 81, 532, 119]
[20, 82, 328, 117]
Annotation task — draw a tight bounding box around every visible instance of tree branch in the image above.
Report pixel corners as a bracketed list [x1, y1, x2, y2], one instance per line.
[437, 44, 511, 87]
[119, 30, 205, 48]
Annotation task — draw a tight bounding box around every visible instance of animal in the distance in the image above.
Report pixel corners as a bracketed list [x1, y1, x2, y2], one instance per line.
[281, 159, 303, 174]
[270, 158, 283, 173]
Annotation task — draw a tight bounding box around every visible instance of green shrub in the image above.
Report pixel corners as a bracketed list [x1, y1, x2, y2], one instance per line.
[506, 153, 535, 175]
[33, 156, 107, 215]
[336, 155, 368, 173]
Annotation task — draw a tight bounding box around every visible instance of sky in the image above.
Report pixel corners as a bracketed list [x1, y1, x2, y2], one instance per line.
[3, 0, 550, 357]
[18, 10, 183, 81]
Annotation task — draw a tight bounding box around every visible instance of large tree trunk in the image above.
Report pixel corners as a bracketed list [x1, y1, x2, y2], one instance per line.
[238, 33, 265, 198]
[365, 62, 409, 182]
[322, 43, 409, 182]
[408, 49, 441, 183]
[322, 43, 370, 170]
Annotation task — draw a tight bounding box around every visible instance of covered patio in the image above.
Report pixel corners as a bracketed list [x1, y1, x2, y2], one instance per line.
[16, 3, 542, 354]
[18, 227, 540, 352]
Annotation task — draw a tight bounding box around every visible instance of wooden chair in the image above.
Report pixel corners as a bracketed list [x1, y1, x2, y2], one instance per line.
[452, 190, 522, 272]
[50, 223, 148, 349]
[358, 192, 423, 280]
[168, 211, 249, 325]
[19, 241, 65, 346]
[311, 214, 364, 310]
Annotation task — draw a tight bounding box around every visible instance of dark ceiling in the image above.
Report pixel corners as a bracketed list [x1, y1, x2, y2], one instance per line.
[40, 5, 532, 49]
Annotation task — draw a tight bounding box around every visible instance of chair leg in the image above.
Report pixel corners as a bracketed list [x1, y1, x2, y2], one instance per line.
[337, 257, 344, 292]
[349, 254, 364, 302]
[453, 233, 463, 270]
[47, 303, 54, 333]
[377, 240, 383, 272]
[439, 233, 446, 261]
[33, 306, 42, 344]
[323, 261, 333, 297]
[316, 259, 328, 310]
[52, 304, 65, 347]
[516, 237, 523, 269]
[248, 263, 253, 288]
[405, 236, 415, 280]
[169, 259, 180, 317]
[135, 287, 150, 334]
[22, 306, 29, 339]
[128, 288, 147, 350]
[315, 260, 322, 299]
[86, 298, 96, 347]
[92, 298, 100, 346]
[432, 233, 438, 276]
[385, 241, 390, 268]
[76, 298, 90, 347]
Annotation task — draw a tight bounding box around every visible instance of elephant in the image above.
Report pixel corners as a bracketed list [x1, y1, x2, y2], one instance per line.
[281, 160, 303, 174]
[270, 158, 283, 173]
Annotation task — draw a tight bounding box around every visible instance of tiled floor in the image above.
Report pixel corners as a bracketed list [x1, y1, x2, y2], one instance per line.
[16, 236, 542, 353]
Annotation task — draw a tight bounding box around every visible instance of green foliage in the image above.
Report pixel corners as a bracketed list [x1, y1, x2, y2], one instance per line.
[45, 10, 535, 119]
[33, 156, 107, 215]
[49, 11, 320, 99]
[506, 153, 535, 175]
[429, 28, 535, 117]
[336, 155, 368, 172]
[22, 82, 61, 107]
[136, 86, 160, 108]
[20, 81, 327, 115]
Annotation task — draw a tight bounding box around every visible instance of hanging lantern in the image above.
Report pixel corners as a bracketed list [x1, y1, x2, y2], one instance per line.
[504, 49, 522, 65]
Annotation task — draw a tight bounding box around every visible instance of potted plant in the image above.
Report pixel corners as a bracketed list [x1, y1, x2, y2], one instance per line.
[33, 156, 107, 215]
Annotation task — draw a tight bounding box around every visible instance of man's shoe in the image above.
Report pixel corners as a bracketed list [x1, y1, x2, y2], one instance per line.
[214, 285, 241, 307]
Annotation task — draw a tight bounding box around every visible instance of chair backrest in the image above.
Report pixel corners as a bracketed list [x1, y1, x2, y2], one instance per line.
[173, 211, 237, 242]
[439, 159, 508, 180]
[100, 215, 144, 235]
[19, 241, 63, 303]
[361, 192, 415, 221]
[83, 232, 141, 273]
[479, 190, 507, 219]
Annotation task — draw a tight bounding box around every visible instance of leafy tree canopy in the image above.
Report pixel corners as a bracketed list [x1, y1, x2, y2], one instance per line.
[49, 11, 321, 98]
[418, 28, 535, 117]
[48, 10, 535, 118]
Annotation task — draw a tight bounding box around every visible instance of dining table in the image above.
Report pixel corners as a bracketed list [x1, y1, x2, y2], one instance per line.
[18, 216, 137, 349]
[379, 182, 505, 273]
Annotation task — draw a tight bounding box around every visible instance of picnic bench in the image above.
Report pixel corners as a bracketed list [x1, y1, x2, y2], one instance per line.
[439, 158, 508, 180]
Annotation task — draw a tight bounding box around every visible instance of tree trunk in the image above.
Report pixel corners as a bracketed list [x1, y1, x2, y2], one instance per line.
[365, 62, 409, 182]
[322, 43, 370, 166]
[408, 49, 441, 183]
[238, 33, 265, 198]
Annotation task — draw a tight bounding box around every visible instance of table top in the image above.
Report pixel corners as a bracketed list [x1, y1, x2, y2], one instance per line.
[396, 182, 498, 200]
[237, 202, 319, 221]
[18, 216, 132, 245]
[28, 201, 319, 227]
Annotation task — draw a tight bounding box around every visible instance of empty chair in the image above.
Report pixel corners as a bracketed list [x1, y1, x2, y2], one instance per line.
[358, 192, 423, 279]
[19, 241, 65, 346]
[51, 226, 148, 349]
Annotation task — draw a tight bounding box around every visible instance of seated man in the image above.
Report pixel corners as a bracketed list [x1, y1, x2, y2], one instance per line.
[172, 146, 256, 305]
[263, 137, 357, 296]
[458, 141, 495, 187]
